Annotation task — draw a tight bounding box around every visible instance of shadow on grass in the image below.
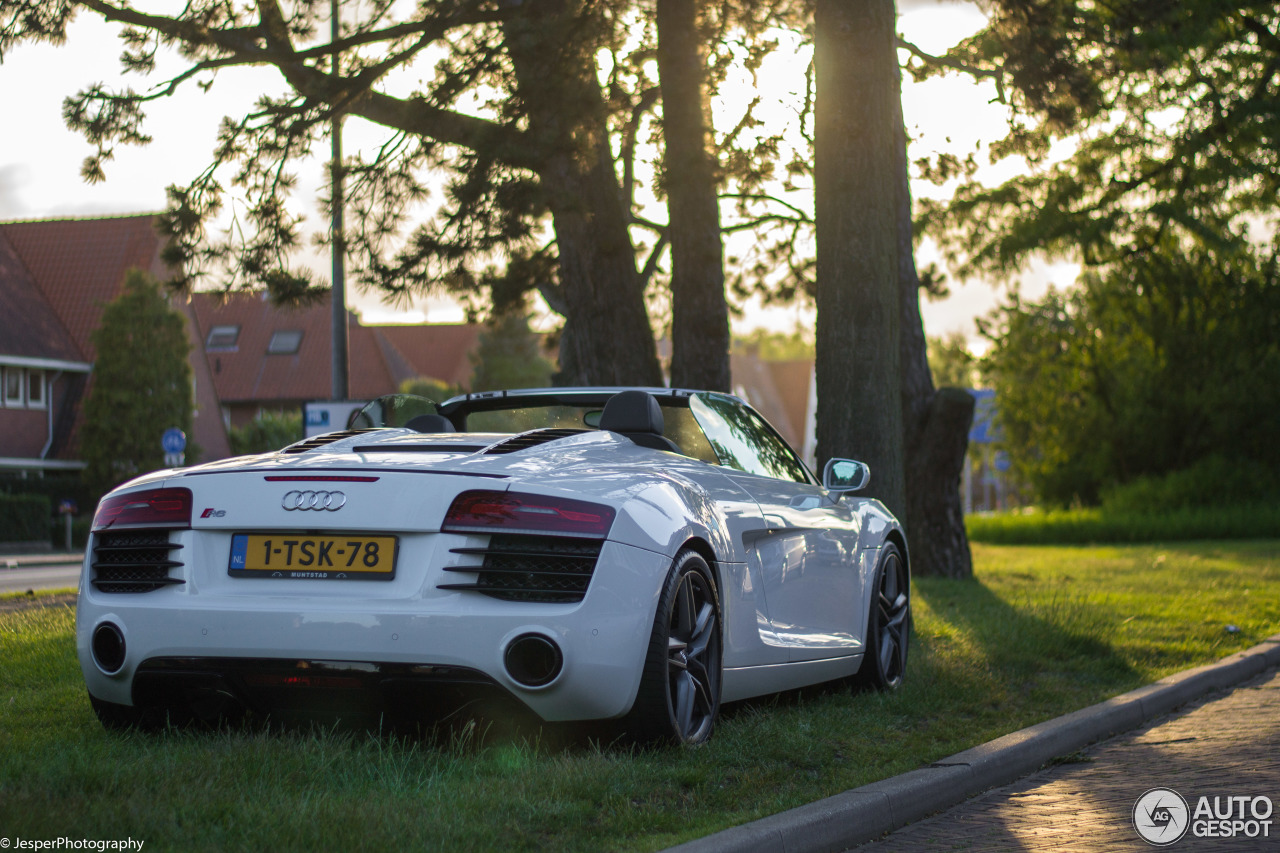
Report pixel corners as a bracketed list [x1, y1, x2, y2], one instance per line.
[716, 574, 1141, 775]
[905, 575, 1138, 725]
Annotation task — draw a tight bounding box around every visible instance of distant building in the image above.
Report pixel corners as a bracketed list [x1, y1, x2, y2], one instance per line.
[0, 215, 229, 473]
[728, 352, 816, 468]
[189, 291, 483, 430]
[0, 214, 490, 472]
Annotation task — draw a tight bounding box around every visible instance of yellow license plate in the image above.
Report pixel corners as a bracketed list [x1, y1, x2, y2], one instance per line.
[229, 534, 397, 580]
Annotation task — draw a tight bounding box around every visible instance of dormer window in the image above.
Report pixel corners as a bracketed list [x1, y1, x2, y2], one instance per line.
[206, 325, 241, 350]
[267, 329, 303, 355]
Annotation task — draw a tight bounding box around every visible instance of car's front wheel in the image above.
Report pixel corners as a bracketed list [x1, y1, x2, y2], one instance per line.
[853, 542, 909, 691]
[625, 550, 722, 745]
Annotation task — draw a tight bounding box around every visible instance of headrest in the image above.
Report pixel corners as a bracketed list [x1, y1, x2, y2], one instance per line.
[599, 390, 665, 436]
[405, 413, 455, 433]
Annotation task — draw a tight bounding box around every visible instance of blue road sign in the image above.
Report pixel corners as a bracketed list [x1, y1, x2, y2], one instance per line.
[162, 428, 187, 454]
[968, 389, 1001, 444]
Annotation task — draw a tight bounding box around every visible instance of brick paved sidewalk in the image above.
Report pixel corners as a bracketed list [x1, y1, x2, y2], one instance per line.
[860, 668, 1280, 851]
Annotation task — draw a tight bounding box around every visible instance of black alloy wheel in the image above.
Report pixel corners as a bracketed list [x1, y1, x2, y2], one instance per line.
[626, 550, 723, 745]
[854, 543, 910, 691]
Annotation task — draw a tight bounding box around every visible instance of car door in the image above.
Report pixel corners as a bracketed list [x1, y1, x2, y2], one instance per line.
[689, 394, 863, 662]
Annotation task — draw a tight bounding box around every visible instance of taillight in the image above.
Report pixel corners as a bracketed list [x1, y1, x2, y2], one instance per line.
[92, 488, 193, 530]
[443, 490, 615, 538]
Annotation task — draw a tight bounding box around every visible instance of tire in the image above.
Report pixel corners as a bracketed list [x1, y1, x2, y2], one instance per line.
[624, 550, 723, 745]
[853, 543, 910, 691]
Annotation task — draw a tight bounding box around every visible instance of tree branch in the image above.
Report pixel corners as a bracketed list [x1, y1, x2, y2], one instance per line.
[290, 8, 511, 62]
[75, 0, 539, 170]
[1239, 14, 1280, 57]
[638, 228, 670, 288]
[720, 191, 813, 222]
[622, 86, 660, 214]
[897, 36, 1006, 104]
[722, 212, 810, 234]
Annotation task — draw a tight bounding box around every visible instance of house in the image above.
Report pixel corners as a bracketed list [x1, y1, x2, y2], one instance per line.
[188, 291, 484, 430]
[0, 214, 490, 473]
[0, 215, 230, 473]
[728, 352, 817, 468]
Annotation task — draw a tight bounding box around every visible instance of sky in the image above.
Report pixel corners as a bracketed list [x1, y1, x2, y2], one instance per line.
[0, 1, 1074, 346]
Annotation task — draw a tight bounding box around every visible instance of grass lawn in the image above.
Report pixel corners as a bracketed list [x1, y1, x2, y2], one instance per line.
[2, 541, 1277, 851]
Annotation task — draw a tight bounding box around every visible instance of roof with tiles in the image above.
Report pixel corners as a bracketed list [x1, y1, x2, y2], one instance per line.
[0, 214, 168, 362]
[0, 213, 233, 463]
[0, 228, 84, 364]
[189, 291, 401, 403]
[372, 323, 482, 389]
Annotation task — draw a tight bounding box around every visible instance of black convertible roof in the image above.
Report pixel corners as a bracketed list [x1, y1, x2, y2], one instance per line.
[436, 387, 743, 419]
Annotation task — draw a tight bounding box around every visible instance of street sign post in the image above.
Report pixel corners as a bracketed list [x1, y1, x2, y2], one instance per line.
[162, 427, 186, 468]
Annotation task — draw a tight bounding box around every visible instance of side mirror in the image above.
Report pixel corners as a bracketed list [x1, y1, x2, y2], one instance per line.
[823, 458, 870, 493]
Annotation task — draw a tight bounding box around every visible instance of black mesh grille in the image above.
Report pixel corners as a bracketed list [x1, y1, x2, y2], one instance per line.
[92, 530, 184, 593]
[439, 534, 603, 603]
[483, 429, 586, 455]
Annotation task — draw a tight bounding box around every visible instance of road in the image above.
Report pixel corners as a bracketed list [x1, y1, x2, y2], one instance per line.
[0, 562, 82, 595]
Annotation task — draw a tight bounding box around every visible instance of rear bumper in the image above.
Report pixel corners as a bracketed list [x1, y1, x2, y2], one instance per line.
[76, 541, 668, 723]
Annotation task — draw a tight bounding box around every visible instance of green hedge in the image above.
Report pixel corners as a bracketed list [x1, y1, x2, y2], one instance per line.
[966, 503, 1280, 546]
[0, 493, 50, 543]
[0, 473, 97, 515]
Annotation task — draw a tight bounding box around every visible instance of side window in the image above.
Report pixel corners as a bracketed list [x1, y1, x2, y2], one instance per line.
[689, 394, 810, 483]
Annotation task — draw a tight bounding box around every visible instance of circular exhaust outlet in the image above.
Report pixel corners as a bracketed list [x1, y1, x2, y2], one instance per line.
[92, 623, 126, 674]
[504, 634, 563, 688]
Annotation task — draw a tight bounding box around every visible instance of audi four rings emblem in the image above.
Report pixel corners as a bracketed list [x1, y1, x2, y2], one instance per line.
[282, 490, 347, 511]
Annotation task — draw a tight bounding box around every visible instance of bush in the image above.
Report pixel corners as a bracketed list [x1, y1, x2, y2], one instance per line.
[967, 503, 1280, 545]
[0, 494, 50, 543]
[48, 515, 93, 551]
[1099, 456, 1280, 514]
[0, 473, 97, 516]
[979, 245, 1280, 507]
[229, 411, 304, 455]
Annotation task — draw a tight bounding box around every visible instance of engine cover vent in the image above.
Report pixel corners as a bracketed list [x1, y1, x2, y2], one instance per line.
[281, 429, 379, 454]
[483, 429, 586, 455]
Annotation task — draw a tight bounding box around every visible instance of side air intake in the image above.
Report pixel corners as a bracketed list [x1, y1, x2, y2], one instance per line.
[91, 530, 185, 593]
[438, 534, 603, 603]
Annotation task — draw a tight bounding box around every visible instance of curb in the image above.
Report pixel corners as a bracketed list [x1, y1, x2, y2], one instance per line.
[666, 633, 1280, 853]
[1, 552, 82, 569]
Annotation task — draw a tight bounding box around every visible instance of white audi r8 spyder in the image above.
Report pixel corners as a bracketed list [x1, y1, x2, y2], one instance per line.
[77, 388, 910, 744]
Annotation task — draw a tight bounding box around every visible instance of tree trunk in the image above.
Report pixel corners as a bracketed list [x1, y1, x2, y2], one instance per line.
[656, 0, 731, 392]
[813, 0, 905, 518]
[893, 79, 975, 579]
[503, 0, 662, 387]
[540, 137, 664, 387]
